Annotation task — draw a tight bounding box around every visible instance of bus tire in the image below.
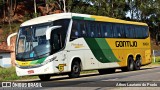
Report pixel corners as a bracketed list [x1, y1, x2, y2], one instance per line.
[68, 61, 81, 78]
[134, 57, 141, 70]
[127, 57, 134, 71]
[121, 57, 134, 71]
[39, 75, 51, 81]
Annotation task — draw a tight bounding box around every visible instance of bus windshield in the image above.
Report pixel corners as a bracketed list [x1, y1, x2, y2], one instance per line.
[16, 19, 70, 60]
[16, 25, 51, 60]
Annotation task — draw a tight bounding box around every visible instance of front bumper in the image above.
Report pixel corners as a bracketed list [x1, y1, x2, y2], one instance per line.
[16, 62, 54, 76]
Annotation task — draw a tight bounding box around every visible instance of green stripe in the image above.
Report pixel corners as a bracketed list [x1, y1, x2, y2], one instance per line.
[84, 17, 95, 21]
[72, 16, 95, 21]
[95, 38, 119, 62]
[84, 38, 110, 63]
[30, 57, 46, 65]
[84, 38, 120, 63]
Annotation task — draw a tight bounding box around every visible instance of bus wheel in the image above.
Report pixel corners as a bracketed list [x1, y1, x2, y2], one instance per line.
[134, 57, 141, 70]
[39, 75, 51, 81]
[68, 61, 81, 78]
[121, 57, 134, 72]
[127, 57, 134, 71]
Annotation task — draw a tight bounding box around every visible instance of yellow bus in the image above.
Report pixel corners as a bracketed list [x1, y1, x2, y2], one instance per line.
[14, 13, 151, 81]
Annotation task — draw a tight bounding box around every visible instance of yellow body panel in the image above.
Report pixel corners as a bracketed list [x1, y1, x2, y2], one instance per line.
[105, 37, 151, 67]
[91, 15, 147, 26]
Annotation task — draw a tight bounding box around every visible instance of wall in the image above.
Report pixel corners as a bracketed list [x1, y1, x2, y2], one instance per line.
[0, 53, 11, 68]
[10, 36, 16, 66]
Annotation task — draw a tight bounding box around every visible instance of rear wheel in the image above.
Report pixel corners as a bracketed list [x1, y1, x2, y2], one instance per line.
[121, 57, 134, 72]
[128, 57, 134, 71]
[39, 75, 51, 81]
[134, 57, 141, 70]
[68, 61, 81, 78]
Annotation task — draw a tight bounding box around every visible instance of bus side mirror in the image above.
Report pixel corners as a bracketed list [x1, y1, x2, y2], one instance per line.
[7, 33, 17, 46]
[46, 26, 62, 40]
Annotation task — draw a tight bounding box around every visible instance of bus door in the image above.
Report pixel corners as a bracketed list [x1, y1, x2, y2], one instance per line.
[50, 29, 67, 72]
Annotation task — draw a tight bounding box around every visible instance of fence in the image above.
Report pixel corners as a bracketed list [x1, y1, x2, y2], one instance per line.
[152, 50, 160, 63]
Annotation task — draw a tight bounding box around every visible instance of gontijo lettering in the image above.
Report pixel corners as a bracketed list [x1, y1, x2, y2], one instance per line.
[116, 41, 137, 47]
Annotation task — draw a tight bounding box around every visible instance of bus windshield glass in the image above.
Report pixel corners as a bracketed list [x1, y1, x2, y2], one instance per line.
[16, 25, 51, 60]
[16, 19, 70, 60]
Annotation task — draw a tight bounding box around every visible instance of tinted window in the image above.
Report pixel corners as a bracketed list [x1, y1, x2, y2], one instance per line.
[80, 21, 86, 37]
[130, 26, 135, 38]
[70, 20, 79, 40]
[101, 23, 113, 38]
[113, 24, 122, 38]
[89, 22, 99, 38]
[120, 25, 125, 38]
[143, 27, 149, 38]
[51, 19, 70, 52]
[71, 19, 149, 39]
[97, 23, 101, 37]
[125, 25, 135, 38]
[135, 27, 144, 38]
[125, 25, 130, 38]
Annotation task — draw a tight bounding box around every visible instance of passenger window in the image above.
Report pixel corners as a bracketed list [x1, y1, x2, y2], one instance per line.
[80, 21, 86, 37]
[125, 25, 135, 38]
[70, 20, 79, 40]
[101, 23, 113, 38]
[97, 23, 101, 37]
[86, 21, 91, 37]
[90, 22, 95, 37]
[136, 27, 143, 38]
[120, 25, 125, 38]
[125, 25, 130, 38]
[130, 26, 135, 38]
[91, 22, 99, 38]
[101, 24, 107, 37]
[113, 24, 121, 38]
[91, 31, 94, 37]
[143, 27, 149, 38]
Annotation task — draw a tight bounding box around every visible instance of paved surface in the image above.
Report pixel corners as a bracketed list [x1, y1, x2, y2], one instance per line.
[1, 66, 160, 90]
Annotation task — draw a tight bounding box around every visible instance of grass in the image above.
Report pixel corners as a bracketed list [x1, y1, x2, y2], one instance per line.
[0, 67, 37, 81]
[81, 70, 97, 74]
[152, 56, 160, 65]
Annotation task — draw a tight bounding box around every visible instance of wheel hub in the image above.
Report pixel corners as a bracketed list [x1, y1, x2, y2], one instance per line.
[73, 65, 79, 73]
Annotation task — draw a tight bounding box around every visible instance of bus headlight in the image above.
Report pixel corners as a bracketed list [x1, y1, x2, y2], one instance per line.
[41, 56, 57, 65]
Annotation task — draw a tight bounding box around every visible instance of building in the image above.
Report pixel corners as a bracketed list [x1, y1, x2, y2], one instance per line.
[0, 29, 16, 68]
[0, 49, 12, 68]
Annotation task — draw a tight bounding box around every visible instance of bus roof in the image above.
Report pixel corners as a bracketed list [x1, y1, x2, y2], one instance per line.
[21, 13, 72, 26]
[71, 13, 148, 26]
[21, 13, 148, 27]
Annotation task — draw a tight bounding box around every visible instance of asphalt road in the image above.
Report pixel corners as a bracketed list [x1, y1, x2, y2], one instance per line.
[1, 66, 160, 90]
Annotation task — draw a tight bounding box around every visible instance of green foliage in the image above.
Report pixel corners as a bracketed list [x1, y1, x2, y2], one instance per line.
[0, 0, 3, 6]
[152, 56, 160, 64]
